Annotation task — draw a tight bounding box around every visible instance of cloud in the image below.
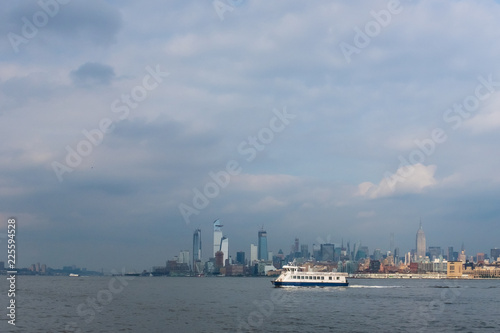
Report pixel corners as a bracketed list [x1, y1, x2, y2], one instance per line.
[463, 94, 500, 133]
[70, 62, 116, 87]
[357, 164, 438, 199]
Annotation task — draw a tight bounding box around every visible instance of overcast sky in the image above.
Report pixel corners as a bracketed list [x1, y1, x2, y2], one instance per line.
[1, 0, 500, 272]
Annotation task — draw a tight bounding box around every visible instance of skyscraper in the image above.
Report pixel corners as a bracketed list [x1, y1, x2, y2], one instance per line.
[416, 222, 426, 260]
[192, 229, 202, 273]
[236, 251, 245, 265]
[320, 243, 335, 261]
[250, 244, 258, 263]
[213, 219, 223, 257]
[258, 229, 268, 261]
[220, 236, 229, 266]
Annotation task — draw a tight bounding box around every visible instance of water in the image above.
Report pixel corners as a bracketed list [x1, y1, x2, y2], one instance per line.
[1, 276, 499, 332]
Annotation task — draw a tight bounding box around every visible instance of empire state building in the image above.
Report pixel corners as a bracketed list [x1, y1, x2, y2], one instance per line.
[416, 222, 426, 260]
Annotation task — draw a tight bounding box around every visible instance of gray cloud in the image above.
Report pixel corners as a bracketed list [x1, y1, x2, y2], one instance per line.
[1, 1, 500, 270]
[70, 62, 116, 87]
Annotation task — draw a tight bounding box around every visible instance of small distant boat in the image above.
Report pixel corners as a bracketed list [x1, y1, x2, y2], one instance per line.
[69, 273, 79, 277]
[124, 272, 140, 276]
[271, 264, 349, 287]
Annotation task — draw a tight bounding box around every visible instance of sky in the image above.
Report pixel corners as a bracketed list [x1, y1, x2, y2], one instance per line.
[1, 0, 500, 272]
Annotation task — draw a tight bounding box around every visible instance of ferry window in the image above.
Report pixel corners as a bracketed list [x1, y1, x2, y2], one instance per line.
[329, 277, 332, 280]
[301, 276, 304, 279]
[321, 276, 324, 280]
[336, 277, 339, 280]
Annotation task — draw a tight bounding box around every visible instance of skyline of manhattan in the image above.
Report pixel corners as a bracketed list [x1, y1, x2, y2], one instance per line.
[1, 1, 500, 272]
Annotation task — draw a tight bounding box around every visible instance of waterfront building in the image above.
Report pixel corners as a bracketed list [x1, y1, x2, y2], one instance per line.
[215, 251, 224, 271]
[416, 222, 426, 260]
[213, 219, 223, 257]
[476, 253, 485, 263]
[258, 229, 268, 260]
[192, 229, 202, 273]
[447, 261, 463, 278]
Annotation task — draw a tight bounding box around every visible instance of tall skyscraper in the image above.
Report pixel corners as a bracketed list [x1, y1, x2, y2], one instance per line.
[220, 236, 229, 266]
[192, 229, 202, 273]
[213, 219, 223, 257]
[258, 229, 268, 261]
[416, 222, 426, 259]
[250, 244, 258, 263]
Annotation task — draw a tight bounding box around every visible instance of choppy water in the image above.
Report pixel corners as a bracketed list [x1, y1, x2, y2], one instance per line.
[0, 276, 499, 332]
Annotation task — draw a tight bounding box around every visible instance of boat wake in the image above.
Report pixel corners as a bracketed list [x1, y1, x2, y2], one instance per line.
[349, 285, 403, 289]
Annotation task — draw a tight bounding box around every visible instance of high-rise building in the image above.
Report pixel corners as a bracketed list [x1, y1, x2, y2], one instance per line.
[215, 251, 224, 270]
[220, 236, 229, 266]
[428, 246, 441, 260]
[213, 219, 223, 257]
[192, 229, 202, 273]
[250, 244, 258, 263]
[236, 251, 245, 265]
[301, 244, 309, 259]
[293, 238, 299, 253]
[490, 248, 500, 262]
[447, 246, 455, 261]
[258, 229, 268, 261]
[394, 247, 400, 265]
[320, 243, 335, 261]
[178, 250, 190, 267]
[416, 222, 426, 259]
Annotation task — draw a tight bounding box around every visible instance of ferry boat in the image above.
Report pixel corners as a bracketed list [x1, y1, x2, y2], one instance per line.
[271, 264, 348, 287]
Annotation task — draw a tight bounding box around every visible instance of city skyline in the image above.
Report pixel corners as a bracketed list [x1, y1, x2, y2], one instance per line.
[3, 221, 497, 273]
[2, 1, 500, 271]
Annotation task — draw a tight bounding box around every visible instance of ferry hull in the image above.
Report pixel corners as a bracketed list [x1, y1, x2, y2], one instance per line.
[272, 281, 348, 287]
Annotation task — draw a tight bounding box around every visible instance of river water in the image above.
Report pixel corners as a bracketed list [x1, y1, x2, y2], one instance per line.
[0, 275, 498, 332]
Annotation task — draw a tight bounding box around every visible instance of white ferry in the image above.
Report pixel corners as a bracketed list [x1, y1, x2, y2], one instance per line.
[271, 264, 348, 287]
